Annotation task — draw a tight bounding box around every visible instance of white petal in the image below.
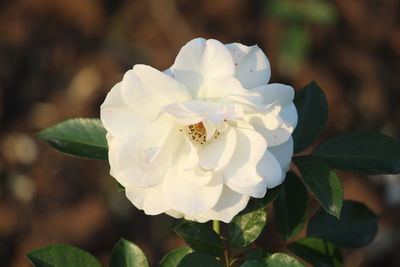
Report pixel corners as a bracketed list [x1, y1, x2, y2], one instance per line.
[101, 81, 173, 140]
[246, 111, 281, 131]
[190, 186, 250, 223]
[163, 168, 223, 215]
[202, 119, 216, 140]
[257, 151, 284, 188]
[196, 76, 248, 100]
[116, 131, 184, 188]
[280, 103, 298, 129]
[226, 181, 267, 198]
[165, 209, 184, 219]
[106, 133, 122, 183]
[257, 120, 293, 147]
[183, 136, 199, 170]
[223, 128, 266, 188]
[101, 82, 125, 107]
[121, 64, 191, 113]
[102, 105, 169, 141]
[162, 102, 204, 125]
[268, 137, 293, 173]
[225, 43, 271, 89]
[199, 127, 236, 170]
[163, 100, 243, 125]
[101, 83, 146, 138]
[226, 150, 283, 196]
[126, 184, 171, 215]
[171, 38, 235, 94]
[252, 83, 295, 106]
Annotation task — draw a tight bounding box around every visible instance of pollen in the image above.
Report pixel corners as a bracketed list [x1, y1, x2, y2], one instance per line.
[180, 122, 221, 145]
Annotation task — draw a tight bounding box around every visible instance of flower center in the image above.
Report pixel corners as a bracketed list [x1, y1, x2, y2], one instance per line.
[188, 122, 207, 145]
[180, 122, 221, 145]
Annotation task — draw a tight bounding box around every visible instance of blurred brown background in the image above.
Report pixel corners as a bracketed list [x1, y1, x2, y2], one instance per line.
[0, 0, 400, 266]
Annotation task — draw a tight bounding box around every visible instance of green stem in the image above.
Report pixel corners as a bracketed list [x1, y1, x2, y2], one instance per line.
[213, 220, 220, 234]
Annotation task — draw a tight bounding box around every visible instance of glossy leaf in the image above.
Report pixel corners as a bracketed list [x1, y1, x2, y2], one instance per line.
[38, 118, 108, 160]
[274, 172, 308, 240]
[228, 200, 267, 248]
[173, 221, 224, 257]
[308, 200, 378, 248]
[27, 244, 101, 267]
[241, 253, 306, 267]
[115, 180, 125, 192]
[293, 156, 343, 217]
[177, 253, 223, 267]
[109, 238, 149, 267]
[288, 237, 343, 267]
[292, 81, 328, 154]
[159, 247, 192, 267]
[313, 131, 400, 174]
[244, 248, 271, 262]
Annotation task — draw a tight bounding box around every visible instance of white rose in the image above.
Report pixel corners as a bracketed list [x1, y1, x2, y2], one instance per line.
[100, 38, 297, 223]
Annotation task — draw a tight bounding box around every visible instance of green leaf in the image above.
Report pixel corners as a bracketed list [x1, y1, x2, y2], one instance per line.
[115, 180, 125, 192]
[293, 156, 343, 217]
[274, 172, 308, 240]
[177, 253, 223, 267]
[38, 118, 108, 160]
[243, 248, 270, 262]
[241, 253, 306, 267]
[292, 82, 328, 154]
[26, 244, 101, 267]
[313, 131, 400, 174]
[159, 247, 193, 267]
[173, 221, 224, 257]
[109, 238, 148, 267]
[288, 237, 343, 267]
[307, 200, 378, 248]
[228, 200, 268, 248]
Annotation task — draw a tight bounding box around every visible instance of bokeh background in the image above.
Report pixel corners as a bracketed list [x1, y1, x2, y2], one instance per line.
[1, 0, 400, 266]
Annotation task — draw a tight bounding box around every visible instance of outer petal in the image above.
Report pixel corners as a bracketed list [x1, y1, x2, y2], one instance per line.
[268, 137, 293, 173]
[257, 150, 284, 189]
[257, 120, 293, 147]
[225, 43, 271, 89]
[106, 133, 120, 182]
[101, 82, 125, 107]
[252, 83, 295, 106]
[121, 64, 191, 113]
[126, 184, 171, 215]
[223, 128, 266, 188]
[101, 82, 173, 141]
[199, 127, 237, 170]
[227, 149, 283, 196]
[224, 179, 267, 198]
[163, 100, 243, 124]
[196, 76, 248, 100]
[246, 111, 281, 131]
[280, 103, 298, 129]
[115, 130, 184, 188]
[171, 38, 235, 94]
[189, 186, 250, 223]
[163, 168, 223, 215]
[165, 209, 184, 219]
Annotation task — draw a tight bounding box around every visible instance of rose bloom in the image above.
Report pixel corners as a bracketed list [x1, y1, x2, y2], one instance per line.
[101, 38, 297, 223]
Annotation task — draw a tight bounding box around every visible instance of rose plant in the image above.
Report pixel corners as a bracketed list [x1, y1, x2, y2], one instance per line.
[30, 38, 400, 267]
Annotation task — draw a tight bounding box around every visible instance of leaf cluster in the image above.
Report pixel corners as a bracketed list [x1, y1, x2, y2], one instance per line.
[32, 81, 400, 266]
